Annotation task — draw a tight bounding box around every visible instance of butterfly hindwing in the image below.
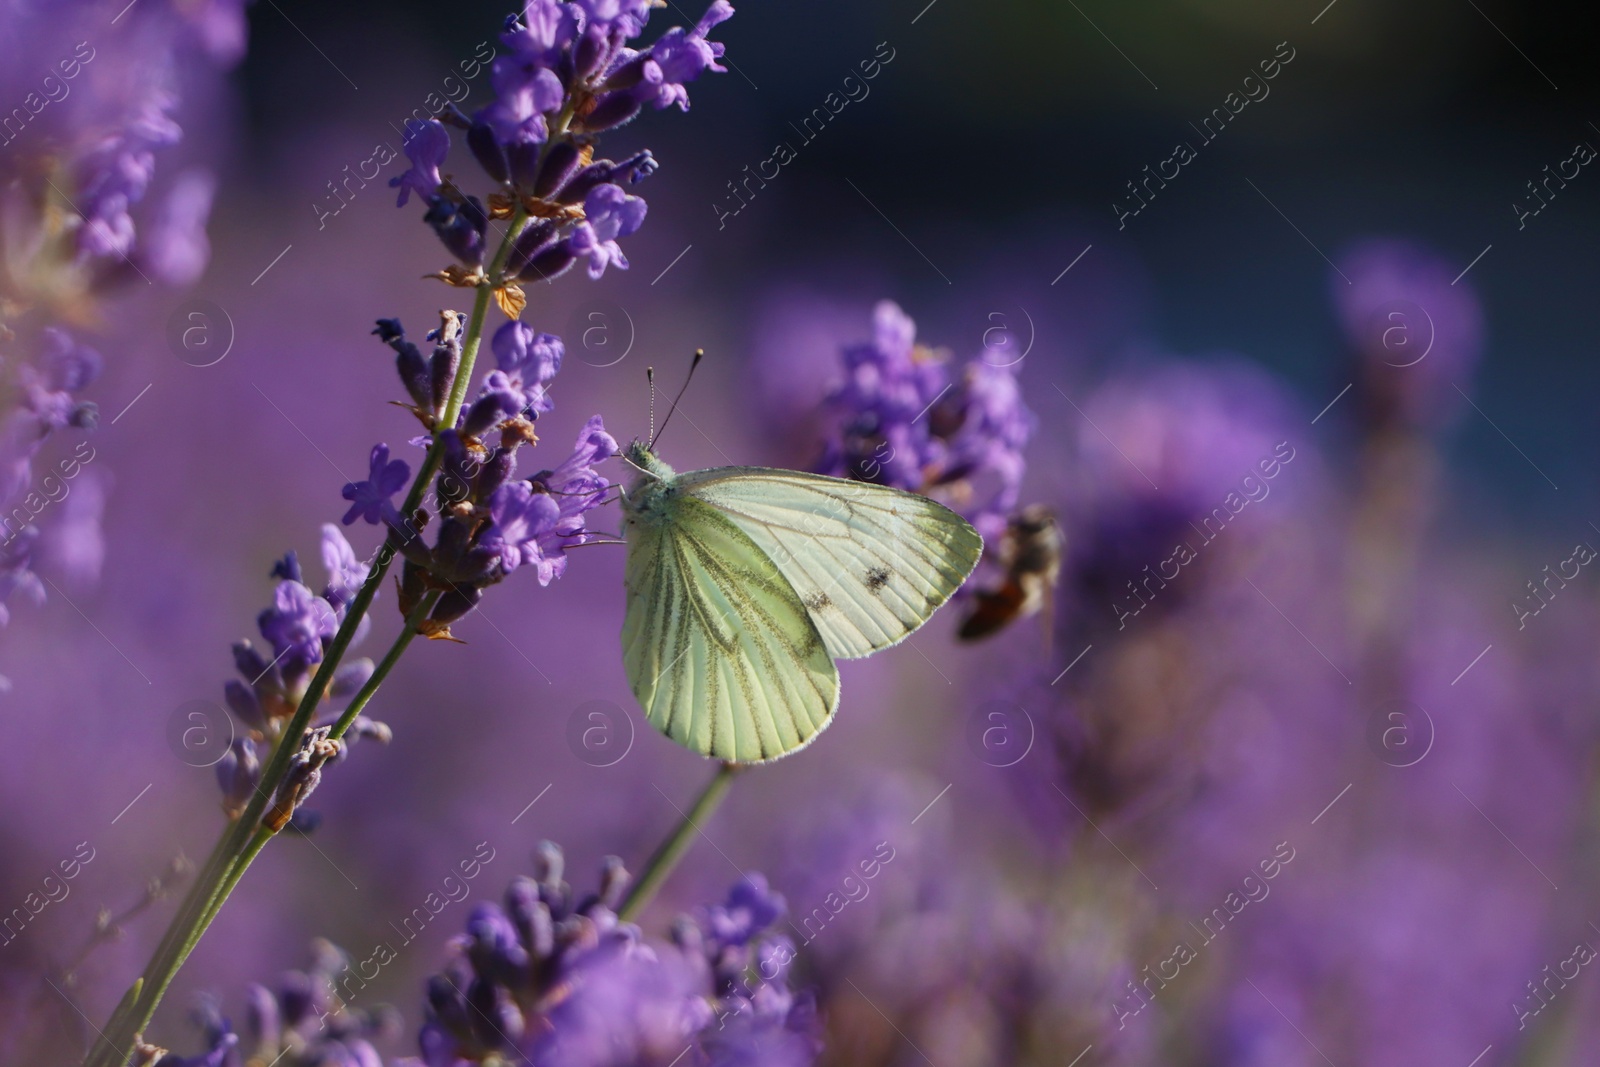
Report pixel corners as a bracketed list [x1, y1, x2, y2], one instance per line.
[621, 493, 840, 762]
[676, 467, 984, 659]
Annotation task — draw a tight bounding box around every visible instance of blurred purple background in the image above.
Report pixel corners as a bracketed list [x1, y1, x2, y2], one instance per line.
[5, 1, 1600, 1064]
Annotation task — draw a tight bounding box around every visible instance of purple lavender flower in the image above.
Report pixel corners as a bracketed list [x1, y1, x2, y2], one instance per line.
[153, 942, 399, 1067]
[479, 42, 567, 149]
[490, 321, 563, 416]
[526, 415, 618, 582]
[321, 524, 370, 615]
[477, 415, 616, 586]
[700, 875, 786, 948]
[37, 467, 108, 587]
[139, 169, 217, 286]
[413, 844, 820, 1067]
[0, 329, 101, 631]
[1062, 360, 1302, 635]
[633, 1, 735, 112]
[567, 184, 647, 278]
[481, 482, 562, 576]
[215, 737, 261, 818]
[394, 0, 733, 277]
[0, 0, 244, 282]
[393, 119, 451, 207]
[0, 528, 46, 629]
[818, 300, 1035, 542]
[1331, 238, 1485, 426]
[257, 581, 338, 673]
[341, 444, 411, 526]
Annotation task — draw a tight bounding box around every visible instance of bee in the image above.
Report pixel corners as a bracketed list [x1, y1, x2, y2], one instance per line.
[958, 504, 1062, 643]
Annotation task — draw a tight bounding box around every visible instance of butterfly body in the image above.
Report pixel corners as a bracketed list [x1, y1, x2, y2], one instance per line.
[620, 440, 982, 762]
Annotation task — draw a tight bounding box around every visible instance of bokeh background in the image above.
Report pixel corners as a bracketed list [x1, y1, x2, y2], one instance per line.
[6, 0, 1600, 1064]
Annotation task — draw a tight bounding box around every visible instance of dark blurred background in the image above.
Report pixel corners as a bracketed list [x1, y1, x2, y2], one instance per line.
[228, 0, 1600, 535]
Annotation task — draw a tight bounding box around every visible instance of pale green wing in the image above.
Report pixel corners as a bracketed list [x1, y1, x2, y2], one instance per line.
[622, 495, 840, 762]
[674, 467, 984, 659]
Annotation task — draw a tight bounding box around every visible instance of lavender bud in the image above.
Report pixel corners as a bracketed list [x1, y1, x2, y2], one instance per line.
[572, 23, 610, 82]
[344, 716, 393, 745]
[552, 151, 655, 205]
[424, 974, 471, 1043]
[223, 679, 266, 732]
[430, 584, 484, 624]
[375, 319, 433, 412]
[533, 840, 565, 889]
[600, 53, 649, 92]
[520, 242, 578, 283]
[533, 141, 583, 199]
[244, 983, 279, 1049]
[578, 91, 643, 134]
[286, 809, 323, 835]
[424, 194, 489, 266]
[505, 219, 557, 277]
[475, 447, 516, 500]
[551, 161, 613, 206]
[597, 855, 630, 911]
[507, 141, 541, 189]
[462, 391, 514, 440]
[428, 322, 463, 415]
[279, 971, 315, 1026]
[467, 122, 509, 184]
[468, 981, 524, 1050]
[215, 738, 261, 817]
[269, 550, 302, 583]
[231, 641, 271, 684]
[505, 876, 541, 946]
[329, 658, 375, 700]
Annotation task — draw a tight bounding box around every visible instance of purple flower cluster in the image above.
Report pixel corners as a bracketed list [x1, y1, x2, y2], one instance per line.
[148, 940, 401, 1067]
[1331, 238, 1485, 427]
[0, 329, 101, 631]
[1062, 361, 1302, 635]
[391, 0, 733, 282]
[0, 0, 247, 286]
[818, 300, 1036, 542]
[413, 843, 820, 1067]
[356, 314, 616, 635]
[0, 1, 244, 676]
[213, 525, 391, 822]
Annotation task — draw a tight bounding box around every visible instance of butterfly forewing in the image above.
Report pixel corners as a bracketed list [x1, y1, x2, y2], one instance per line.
[676, 467, 984, 659]
[621, 494, 840, 762]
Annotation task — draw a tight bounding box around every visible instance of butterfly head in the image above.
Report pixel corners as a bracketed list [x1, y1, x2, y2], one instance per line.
[620, 440, 679, 525]
[623, 437, 676, 491]
[624, 439, 673, 476]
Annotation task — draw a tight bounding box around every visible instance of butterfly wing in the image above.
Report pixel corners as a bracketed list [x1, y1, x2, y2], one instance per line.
[622, 493, 840, 762]
[675, 467, 984, 659]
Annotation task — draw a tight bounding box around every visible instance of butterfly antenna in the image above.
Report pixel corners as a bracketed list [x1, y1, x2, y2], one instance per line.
[650, 349, 703, 449]
[646, 366, 656, 447]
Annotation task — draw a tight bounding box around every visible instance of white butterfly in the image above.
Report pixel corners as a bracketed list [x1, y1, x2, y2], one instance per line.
[619, 441, 983, 762]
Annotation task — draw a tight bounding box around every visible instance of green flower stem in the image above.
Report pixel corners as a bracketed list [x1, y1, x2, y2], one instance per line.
[330, 591, 440, 740]
[152, 590, 443, 990]
[84, 208, 528, 1066]
[618, 762, 742, 922]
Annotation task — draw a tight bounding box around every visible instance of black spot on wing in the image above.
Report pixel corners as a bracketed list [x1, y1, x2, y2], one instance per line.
[865, 567, 891, 594]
